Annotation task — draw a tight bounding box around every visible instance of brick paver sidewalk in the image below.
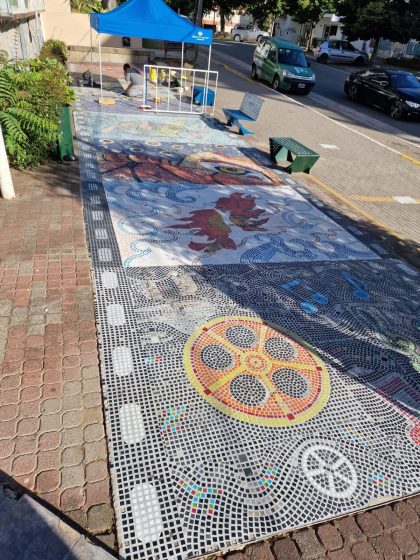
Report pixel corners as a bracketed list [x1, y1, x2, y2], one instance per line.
[225, 498, 420, 559]
[0, 162, 115, 548]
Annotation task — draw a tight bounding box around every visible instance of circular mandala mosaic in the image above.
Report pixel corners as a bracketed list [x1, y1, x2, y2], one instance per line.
[184, 316, 330, 426]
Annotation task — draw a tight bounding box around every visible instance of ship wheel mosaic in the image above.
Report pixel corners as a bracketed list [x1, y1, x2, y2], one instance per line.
[184, 316, 330, 426]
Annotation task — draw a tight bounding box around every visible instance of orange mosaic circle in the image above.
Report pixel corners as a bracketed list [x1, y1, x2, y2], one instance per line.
[184, 317, 330, 426]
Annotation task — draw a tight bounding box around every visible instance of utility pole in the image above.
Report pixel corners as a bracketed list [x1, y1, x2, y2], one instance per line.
[195, 0, 204, 26]
[0, 124, 15, 200]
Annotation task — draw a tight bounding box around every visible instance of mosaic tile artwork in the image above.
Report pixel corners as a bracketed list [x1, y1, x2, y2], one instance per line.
[73, 99, 420, 560]
[77, 109, 379, 268]
[86, 111, 242, 144]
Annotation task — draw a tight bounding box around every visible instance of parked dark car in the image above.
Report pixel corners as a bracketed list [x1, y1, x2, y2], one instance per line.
[344, 69, 420, 119]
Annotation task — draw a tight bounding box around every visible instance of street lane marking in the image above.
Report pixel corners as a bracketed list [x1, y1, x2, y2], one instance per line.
[351, 196, 420, 203]
[222, 64, 420, 164]
[320, 144, 340, 149]
[393, 196, 419, 204]
[352, 196, 396, 202]
[305, 174, 406, 241]
[401, 153, 420, 165]
[309, 92, 420, 151]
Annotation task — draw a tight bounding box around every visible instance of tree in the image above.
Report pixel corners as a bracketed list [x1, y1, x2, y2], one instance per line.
[70, 0, 103, 12]
[333, 0, 420, 63]
[215, 0, 243, 32]
[247, 0, 284, 33]
[167, 0, 242, 32]
[70, 0, 124, 12]
[284, 0, 333, 47]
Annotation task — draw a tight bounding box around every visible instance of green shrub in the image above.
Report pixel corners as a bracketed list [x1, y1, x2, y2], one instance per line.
[70, 0, 103, 13]
[0, 50, 9, 67]
[40, 39, 68, 66]
[0, 58, 75, 168]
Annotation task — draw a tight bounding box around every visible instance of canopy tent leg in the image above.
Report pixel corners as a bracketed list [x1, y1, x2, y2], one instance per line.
[90, 27, 93, 64]
[204, 44, 212, 114]
[179, 42, 184, 112]
[98, 32, 103, 101]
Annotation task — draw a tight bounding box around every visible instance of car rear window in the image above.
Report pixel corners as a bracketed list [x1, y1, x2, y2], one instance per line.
[278, 48, 308, 67]
[390, 73, 420, 89]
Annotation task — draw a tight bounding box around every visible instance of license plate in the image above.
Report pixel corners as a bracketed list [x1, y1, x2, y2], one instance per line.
[298, 83, 306, 89]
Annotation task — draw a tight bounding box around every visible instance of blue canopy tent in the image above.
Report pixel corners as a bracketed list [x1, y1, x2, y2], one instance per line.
[89, 0, 214, 102]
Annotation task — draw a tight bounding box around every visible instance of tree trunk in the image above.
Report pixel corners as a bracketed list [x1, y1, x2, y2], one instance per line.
[307, 23, 315, 51]
[220, 12, 226, 33]
[368, 36, 381, 66]
[271, 17, 277, 37]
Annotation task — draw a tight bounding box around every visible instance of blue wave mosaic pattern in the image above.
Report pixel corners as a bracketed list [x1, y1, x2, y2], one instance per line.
[73, 90, 420, 560]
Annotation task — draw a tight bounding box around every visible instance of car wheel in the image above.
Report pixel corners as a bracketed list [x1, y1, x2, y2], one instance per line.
[354, 56, 365, 66]
[389, 98, 405, 120]
[319, 53, 329, 63]
[251, 64, 258, 80]
[348, 83, 359, 101]
[257, 35, 263, 42]
[234, 34, 241, 42]
[272, 74, 280, 91]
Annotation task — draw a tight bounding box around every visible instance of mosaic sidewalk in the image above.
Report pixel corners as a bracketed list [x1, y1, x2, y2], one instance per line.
[73, 90, 420, 560]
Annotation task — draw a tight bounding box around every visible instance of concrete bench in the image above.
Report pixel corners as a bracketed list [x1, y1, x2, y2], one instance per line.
[269, 137, 320, 174]
[223, 92, 263, 135]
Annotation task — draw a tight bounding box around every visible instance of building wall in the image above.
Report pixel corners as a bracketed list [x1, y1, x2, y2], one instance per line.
[42, 0, 142, 49]
[274, 15, 300, 43]
[0, 15, 43, 60]
[274, 14, 343, 46]
[202, 10, 252, 33]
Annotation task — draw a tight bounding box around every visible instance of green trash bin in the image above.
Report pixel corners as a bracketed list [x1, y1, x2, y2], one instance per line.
[57, 104, 76, 163]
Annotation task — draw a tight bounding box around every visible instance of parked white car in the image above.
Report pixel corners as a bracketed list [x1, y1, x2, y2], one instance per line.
[314, 40, 368, 65]
[230, 24, 270, 43]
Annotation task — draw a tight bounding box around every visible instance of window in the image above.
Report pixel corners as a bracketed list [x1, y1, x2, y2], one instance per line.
[255, 41, 265, 55]
[260, 42, 271, 58]
[268, 47, 277, 62]
[323, 25, 338, 38]
[390, 73, 420, 89]
[329, 40, 340, 49]
[363, 71, 383, 82]
[277, 48, 308, 67]
[341, 41, 355, 51]
[406, 42, 415, 55]
[371, 74, 389, 87]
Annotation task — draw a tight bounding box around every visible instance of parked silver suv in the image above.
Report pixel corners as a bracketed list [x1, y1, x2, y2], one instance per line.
[230, 24, 270, 43]
[314, 40, 368, 65]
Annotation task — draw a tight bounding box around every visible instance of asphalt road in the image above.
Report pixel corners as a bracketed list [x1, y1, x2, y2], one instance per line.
[211, 41, 420, 141]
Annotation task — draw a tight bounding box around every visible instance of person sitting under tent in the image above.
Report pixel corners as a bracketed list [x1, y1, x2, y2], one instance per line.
[123, 63, 143, 97]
